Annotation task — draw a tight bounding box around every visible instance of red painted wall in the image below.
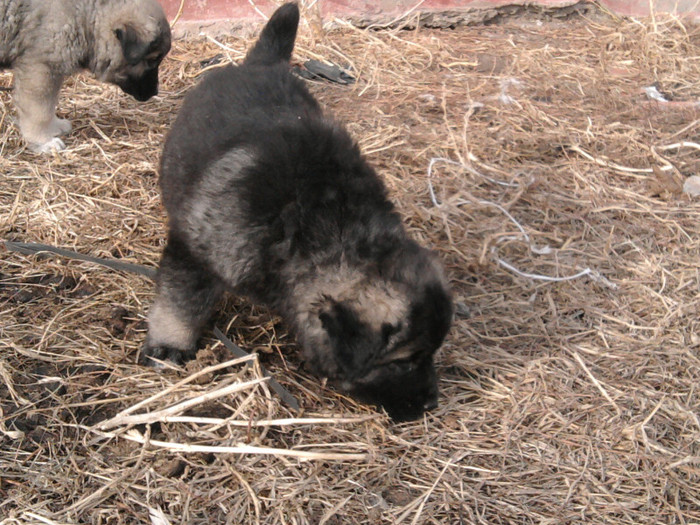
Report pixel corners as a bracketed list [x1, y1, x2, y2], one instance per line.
[160, 0, 700, 23]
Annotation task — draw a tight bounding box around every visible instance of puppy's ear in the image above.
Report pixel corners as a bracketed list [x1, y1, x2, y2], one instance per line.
[410, 282, 453, 351]
[319, 301, 374, 377]
[115, 26, 149, 65]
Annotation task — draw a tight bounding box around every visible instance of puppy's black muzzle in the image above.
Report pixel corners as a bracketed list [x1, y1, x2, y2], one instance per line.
[348, 359, 439, 422]
[119, 68, 159, 102]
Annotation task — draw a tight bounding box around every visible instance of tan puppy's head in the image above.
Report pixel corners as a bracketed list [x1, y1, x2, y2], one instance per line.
[94, 0, 172, 101]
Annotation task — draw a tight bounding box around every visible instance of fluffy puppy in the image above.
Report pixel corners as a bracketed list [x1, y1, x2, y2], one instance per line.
[143, 3, 453, 422]
[0, 0, 171, 153]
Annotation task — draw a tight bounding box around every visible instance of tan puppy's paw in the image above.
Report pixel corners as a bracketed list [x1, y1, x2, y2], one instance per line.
[31, 137, 66, 154]
[52, 117, 72, 136]
[20, 116, 70, 153]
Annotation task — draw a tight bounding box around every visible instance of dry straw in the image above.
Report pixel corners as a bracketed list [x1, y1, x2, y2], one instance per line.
[2, 2, 700, 524]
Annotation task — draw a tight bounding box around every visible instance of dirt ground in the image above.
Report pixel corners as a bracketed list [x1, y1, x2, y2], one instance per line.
[1, 3, 700, 524]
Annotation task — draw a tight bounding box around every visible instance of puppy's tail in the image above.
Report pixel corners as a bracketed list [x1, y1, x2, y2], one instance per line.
[245, 3, 300, 66]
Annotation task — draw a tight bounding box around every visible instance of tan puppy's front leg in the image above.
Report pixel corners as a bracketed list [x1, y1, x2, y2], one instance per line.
[13, 65, 70, 153]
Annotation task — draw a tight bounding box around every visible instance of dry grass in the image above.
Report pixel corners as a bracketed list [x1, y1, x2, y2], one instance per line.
[2, 4, 700, 524]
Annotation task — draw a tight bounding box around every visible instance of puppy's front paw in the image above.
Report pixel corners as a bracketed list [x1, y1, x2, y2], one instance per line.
[30, 137, 66, 154]
[139, 344, 197, 367]
[52, 117, 72, 136]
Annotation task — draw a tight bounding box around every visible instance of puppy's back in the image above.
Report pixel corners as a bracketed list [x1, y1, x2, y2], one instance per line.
[160, 3, 318, 212]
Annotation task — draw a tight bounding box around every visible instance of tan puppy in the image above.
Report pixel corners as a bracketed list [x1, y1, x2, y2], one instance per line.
[0, 0, 171, 153]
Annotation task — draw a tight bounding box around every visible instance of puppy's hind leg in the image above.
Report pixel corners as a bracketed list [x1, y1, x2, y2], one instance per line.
[13, 65, 70, 153]
[142, 234, 224, 366]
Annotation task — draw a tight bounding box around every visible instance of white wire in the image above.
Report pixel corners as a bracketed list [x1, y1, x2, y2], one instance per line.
[427, 157, 616, 287]
[495, 257, 592, 282]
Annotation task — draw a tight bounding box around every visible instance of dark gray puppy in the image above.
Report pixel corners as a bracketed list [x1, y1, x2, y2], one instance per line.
[143, 2, 453, 422]
[0, 0, 171, 153]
